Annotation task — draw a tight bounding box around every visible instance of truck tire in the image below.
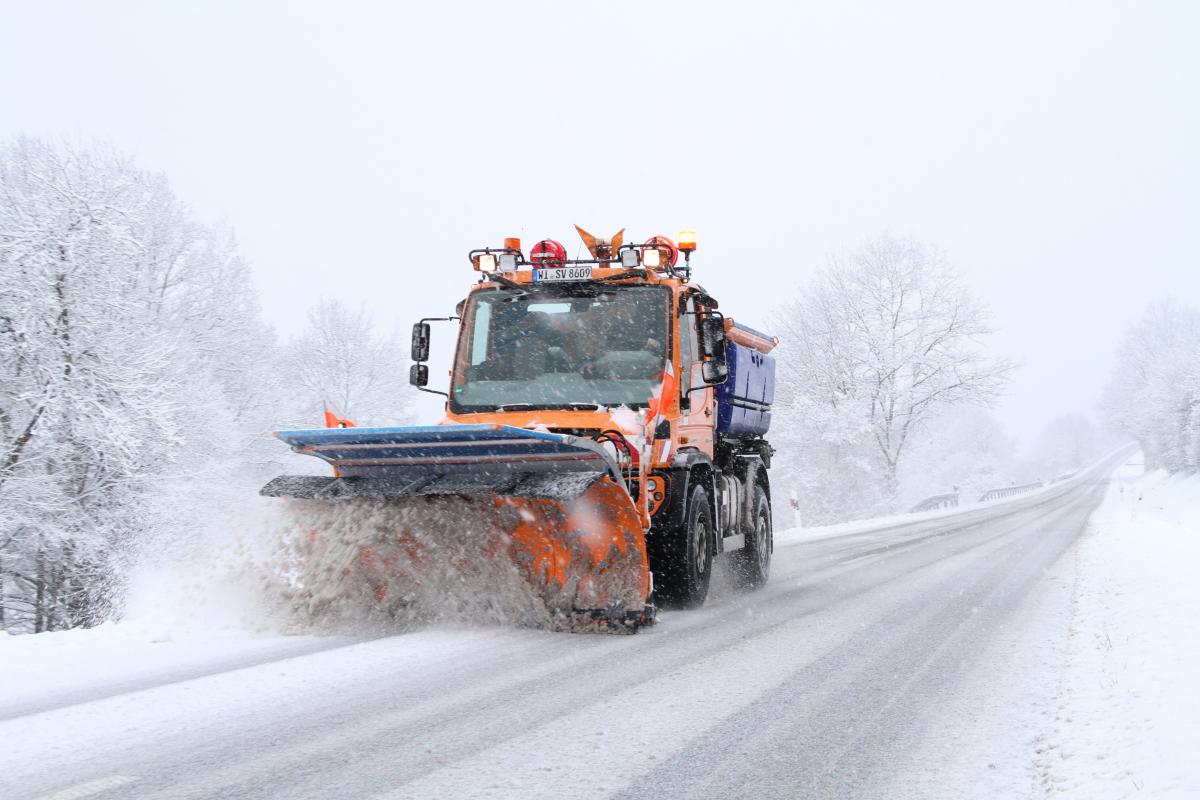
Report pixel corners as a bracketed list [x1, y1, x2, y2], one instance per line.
[732, 483, 772, 589]
[652, 484, 714, 608]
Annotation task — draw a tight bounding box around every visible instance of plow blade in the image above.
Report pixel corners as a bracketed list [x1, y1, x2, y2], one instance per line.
[261, 425, 653, 631]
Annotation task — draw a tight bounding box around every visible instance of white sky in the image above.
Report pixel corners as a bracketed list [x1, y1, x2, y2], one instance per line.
[2, 1, 1197, 440]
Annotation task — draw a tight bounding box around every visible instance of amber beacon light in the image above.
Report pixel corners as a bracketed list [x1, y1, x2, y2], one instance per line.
[678, 230, 697, 252]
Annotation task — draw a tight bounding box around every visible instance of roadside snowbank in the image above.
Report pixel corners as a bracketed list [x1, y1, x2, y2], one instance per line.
[889, 457, 1200, 798]
[774, 488, 1049, 547]
[0, 620, 344, 721]
[1041, 466, 1200, 796]
[775, 445, 1134, 548]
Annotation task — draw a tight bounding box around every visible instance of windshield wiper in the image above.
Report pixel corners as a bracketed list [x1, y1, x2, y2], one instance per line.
[494, 402, 601, 412]
[595, 269, 648, 282]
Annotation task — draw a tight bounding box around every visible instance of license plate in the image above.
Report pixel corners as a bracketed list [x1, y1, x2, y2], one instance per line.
[533, 266, 592, 282]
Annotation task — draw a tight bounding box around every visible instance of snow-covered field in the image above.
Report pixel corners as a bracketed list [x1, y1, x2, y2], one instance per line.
[1047, 465, 1200, 796]
[892, 458, 1200, 798]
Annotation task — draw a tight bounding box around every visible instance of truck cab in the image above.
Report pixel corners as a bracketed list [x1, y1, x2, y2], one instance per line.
[412, 231, 777, 607]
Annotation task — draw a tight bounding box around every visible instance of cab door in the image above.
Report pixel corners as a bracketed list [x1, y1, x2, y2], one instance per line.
[675, 296, 715, 459]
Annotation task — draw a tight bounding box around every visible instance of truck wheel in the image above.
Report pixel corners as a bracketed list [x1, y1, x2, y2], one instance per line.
[653, 484, 714, 608]
[732, 484, 772, 589]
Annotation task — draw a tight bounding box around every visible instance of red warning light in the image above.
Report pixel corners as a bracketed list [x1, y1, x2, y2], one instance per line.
[530, 239, 568, 267]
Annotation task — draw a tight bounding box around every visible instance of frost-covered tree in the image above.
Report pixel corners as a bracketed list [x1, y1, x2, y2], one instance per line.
[771, 234, 1011, 522]
[1103, 301, 1200, 472]
[279, 298, 412, 428]
[0, 138, 272, 632]
[768, 383, 887, 525]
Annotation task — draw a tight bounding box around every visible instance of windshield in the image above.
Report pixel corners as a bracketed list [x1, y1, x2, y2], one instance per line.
[451, 285, 670, 411]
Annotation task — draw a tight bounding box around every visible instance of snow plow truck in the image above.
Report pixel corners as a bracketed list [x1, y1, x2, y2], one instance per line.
[261, 227, 777, 632]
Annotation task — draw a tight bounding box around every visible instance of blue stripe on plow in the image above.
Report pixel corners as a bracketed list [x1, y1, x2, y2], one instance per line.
[273, 424, 614, 477]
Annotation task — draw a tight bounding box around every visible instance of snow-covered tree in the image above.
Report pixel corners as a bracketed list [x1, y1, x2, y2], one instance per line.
[767, 384, 888, 525]
[771, 233, 1011, 522]
[1103, 301, 1200, 472]
[279, 298, 412, 428]
[0, 138, 272, 632]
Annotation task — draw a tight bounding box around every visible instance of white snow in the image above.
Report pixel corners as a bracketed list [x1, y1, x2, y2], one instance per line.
[4, 452, 1195, 799]
[774, 495, 1028, 546]
[0, 625, 521, 793]
[774, 446, 1128, 548]
[890, 456, 1200, 798]
[0, 621, 342, 722]
[607, 404, 644, 435]
[1042, 465, 1200, 796]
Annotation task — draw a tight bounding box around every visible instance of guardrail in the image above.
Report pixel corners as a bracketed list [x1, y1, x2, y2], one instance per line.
[978, 481, 1044, 502]
[908, 492, 960, 513]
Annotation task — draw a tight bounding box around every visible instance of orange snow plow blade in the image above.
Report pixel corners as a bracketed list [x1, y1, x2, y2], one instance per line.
[261, 425, 653, 631]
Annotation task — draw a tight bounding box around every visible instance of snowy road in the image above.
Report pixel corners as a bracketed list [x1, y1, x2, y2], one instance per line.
[2, 459, 1124, 800]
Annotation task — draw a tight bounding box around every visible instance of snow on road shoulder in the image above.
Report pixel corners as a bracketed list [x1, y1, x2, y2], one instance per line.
[886, 457, 1200, 799]
[1043, 465, 1200, 797]
[773, 506, 967, 547]
[0, 510, 347, 722]
[775, 446, 1135, 548]
[0, 620, 341, 721]
[773, 496, 1032, 547]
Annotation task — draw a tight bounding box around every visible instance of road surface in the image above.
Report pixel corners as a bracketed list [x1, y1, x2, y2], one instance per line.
[1, 461, 1120, 800]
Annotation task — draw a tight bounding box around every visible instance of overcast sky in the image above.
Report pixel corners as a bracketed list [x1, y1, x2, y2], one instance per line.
[2, 1, 1197, 441]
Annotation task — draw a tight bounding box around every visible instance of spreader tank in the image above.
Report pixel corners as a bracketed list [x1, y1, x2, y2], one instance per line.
[715, 322, 776, 438]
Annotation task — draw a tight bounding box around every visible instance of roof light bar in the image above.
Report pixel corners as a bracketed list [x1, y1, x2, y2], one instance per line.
[469, 247, 524, 272]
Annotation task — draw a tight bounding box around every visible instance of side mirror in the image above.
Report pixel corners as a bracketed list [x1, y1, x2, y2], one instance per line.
[411, 322, 431, 362]
[699, 316, 729, 385]
[409, 363, 429, 387]
[702, 360, 729, 385]
[699, 317, 727, 359]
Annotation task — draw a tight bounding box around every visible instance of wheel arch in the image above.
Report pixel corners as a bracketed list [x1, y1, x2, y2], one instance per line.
[752, 459, 771, 499]
[650, 450, 715, 533]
